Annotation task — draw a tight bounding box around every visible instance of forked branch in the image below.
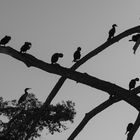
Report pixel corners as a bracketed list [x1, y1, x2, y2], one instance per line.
[68, 97, 121, 140]
[0, 25, 140, 139]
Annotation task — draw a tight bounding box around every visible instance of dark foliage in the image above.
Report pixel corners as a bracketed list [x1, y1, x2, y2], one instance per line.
[0, 93, 76, 140]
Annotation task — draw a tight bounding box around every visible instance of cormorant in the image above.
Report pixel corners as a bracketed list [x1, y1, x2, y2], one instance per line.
[129, 78, 139, 90]
[0, 35, 11, 46]
[129, 34, 140, 42]
[20, 42, 32, 53]
[107, 24, 117, 41]
[73, 47, 81, 62]
[18, 88, 31, 105]
[125, 123, 133, 135]
[129, 34, 140, 54]
[51, 53, 63, 64]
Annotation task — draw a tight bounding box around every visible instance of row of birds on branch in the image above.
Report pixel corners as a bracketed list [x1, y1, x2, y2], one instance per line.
[0, 24, 139, 63]
[1, 36, 140, 89]
[0, 25, 139, 62]
[0, 35, 82, 63]
[0, 35, 32, 53]
[108, 24, 140, 54]
[51, 47, 81, 64]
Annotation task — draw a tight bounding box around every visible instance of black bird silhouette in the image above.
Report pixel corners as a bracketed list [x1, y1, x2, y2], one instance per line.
[129, 34, 140, 42]
[73, 47, 81, 62]
[125, 123, 133, 135]
[107, 24, 117, 41]
[0, 35, 11, 46]
[18, 88, 31, 105]
[129, 78, 139, 90]
[20, 42, 32, 53]
[51, 53, 63, 64]
[129, 34, 140, 54]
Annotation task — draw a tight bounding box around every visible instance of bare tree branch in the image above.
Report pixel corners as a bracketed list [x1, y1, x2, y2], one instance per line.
[69, 92, 140, 140]
[68, 97, 121, 140]
[24, 25, 140, 139]
[127, 112, 140, 140]
[0, 25, 140, 139]
[1, 46, 140, 110]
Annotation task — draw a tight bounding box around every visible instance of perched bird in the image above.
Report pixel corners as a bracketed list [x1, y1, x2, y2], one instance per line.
[107, 24, 117, 41]
[18, 88, 31, 105]
[0, 35, 11, 46]
[125, 123, 133, 135]
[51, 53, 63, 64]
[73, 47, 81, 62]
[20, 42, 32, 53]
[129, 34, 140, 42]
[129, 34, 140, 54]
[129, 78, 139, 90]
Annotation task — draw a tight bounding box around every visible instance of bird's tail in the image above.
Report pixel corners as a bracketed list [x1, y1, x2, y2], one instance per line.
[133, 50, 136, 54]
[107, 35, 111, 41]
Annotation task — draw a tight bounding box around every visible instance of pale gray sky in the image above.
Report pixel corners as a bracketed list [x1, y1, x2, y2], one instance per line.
[0, 0, 140, 140]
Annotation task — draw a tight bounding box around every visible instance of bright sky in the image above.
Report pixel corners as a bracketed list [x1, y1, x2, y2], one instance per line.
[0, 0, 140, 140]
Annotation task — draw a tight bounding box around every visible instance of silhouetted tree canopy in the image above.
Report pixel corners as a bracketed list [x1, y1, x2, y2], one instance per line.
[0, 93, 76, 140]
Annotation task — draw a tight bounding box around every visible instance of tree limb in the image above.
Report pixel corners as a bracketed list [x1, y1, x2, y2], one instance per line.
[1, 25, 140, 139]
[24, 25, 140, 139]
[127, 112, 140, 140]
[1, 46, 140, 110]
[68, 97, 121, 140]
